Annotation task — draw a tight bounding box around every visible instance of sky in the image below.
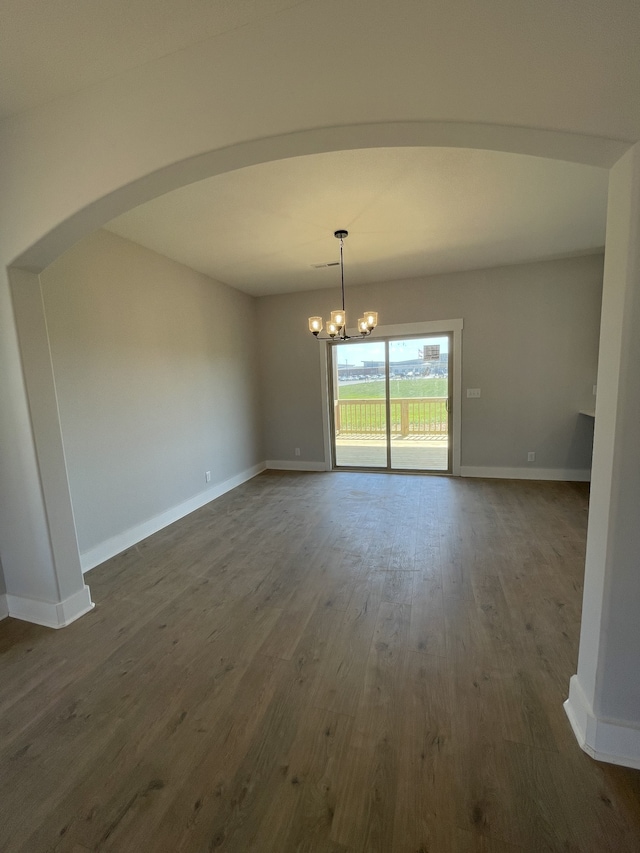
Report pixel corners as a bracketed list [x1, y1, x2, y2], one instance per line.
[334, 335, 449, 367]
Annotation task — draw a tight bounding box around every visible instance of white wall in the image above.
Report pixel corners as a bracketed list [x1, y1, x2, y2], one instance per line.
[258, 254, 602, 475]
[40, 229, 263, 565]
[563, 142, 640, 769]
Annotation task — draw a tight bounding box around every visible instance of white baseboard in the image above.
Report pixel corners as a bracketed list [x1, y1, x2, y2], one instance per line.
[266, 460, 328, 472]
[81, 462, 266, 572]
[460, 466, 591, 482]
[564, 675, 640, 770]
[0, 593, 8, 621]
[5, 585, 94, 629]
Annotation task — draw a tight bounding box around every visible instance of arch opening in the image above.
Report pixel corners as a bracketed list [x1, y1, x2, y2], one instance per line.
[11, 120, 629, 274]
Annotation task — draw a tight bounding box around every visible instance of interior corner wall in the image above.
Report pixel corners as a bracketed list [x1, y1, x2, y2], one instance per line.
[40, 229, 263, 565]
[257, 253, 603, 474]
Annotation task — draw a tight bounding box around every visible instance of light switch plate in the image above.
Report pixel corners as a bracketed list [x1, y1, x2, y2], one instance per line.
[466, 388, 481, 398]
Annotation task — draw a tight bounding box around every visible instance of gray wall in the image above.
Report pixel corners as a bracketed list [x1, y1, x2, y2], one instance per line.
[39, 243, 602, 563]
[41, 229, 263, 556]
[257, 254, 603, 472]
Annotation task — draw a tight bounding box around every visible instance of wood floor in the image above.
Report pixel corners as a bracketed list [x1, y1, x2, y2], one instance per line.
[1, 471, 639, 852]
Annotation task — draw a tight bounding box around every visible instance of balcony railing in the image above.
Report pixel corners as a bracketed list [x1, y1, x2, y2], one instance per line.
[335, 397, 448, 437]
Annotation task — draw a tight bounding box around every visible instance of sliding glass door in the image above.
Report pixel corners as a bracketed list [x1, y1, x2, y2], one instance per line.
[388, 336, 450, 471]
[330, 334, 451, 473]
[331, 340, 388, 468]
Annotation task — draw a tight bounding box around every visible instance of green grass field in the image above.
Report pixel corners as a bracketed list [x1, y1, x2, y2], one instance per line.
[338, 377, 448, 400]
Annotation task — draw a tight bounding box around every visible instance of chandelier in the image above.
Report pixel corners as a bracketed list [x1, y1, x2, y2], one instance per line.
[308, 230, 378, 339]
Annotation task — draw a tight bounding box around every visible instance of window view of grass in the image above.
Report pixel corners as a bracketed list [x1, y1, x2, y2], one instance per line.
[336, 378, 449, 435]
[338, 377, 448, 399]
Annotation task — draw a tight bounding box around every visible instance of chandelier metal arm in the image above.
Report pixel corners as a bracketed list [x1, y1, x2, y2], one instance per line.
[311, 328, 374, 341]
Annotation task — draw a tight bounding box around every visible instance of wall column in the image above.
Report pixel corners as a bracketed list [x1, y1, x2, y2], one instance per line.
[565, 142, 640, 768]
[1, 268, 93, 628]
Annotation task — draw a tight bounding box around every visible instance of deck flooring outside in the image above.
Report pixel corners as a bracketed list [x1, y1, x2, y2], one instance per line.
[1, 471, 639, 851]
[335, 436, 449, 470]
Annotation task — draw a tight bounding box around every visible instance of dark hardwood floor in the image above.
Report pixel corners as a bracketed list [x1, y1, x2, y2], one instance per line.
[1, 471, 639, 852]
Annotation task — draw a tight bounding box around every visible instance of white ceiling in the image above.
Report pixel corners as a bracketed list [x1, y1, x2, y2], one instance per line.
[0, 0, 302, 118]
[2, 0, 640, 141]
[105, 147, 608, 297]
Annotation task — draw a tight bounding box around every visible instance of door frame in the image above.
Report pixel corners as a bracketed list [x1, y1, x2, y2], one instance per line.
[319, 318, 463, 475]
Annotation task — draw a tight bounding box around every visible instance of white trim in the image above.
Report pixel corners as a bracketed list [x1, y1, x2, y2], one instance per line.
[81, 462, 265, 572]
[460, 466, 591, 482]
[319, 319, 463, 476]
[0, 594, 8, 621]
[564, 675, 640, 770]
[6, 585, 94, 629]
[266, 460, 327, 472]
[374, 319, 464, 337]
[451, 327, 462, 476]
[319, 347, 333, 471]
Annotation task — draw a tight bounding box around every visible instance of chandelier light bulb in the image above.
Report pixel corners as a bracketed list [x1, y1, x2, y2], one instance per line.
[331, 310, 346, 329]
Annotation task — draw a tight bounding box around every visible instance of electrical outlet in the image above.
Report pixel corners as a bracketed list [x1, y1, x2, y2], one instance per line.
[295, 448, 301, 456]
[466, 388, 481, 398]
[527, 452, 535, 462]
[205, 470, 211, 483]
